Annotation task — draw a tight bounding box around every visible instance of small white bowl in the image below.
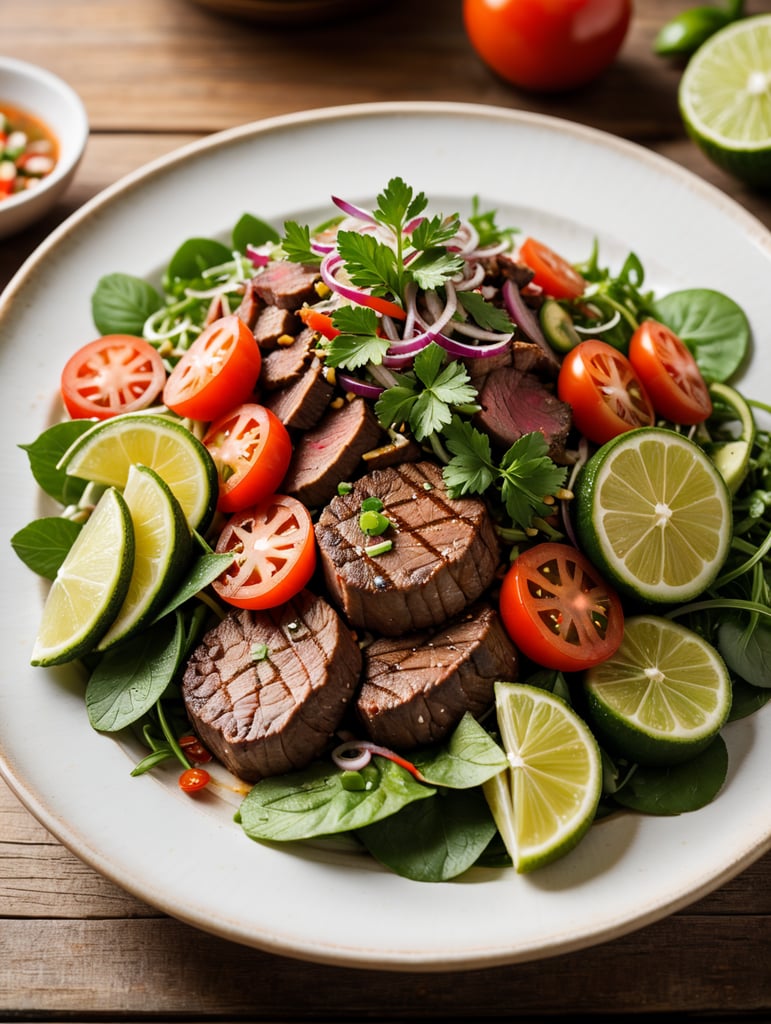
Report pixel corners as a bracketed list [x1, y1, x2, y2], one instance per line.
[0, 58, 89, 239]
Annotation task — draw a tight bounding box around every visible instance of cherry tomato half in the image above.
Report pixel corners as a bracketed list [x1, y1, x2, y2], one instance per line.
[60, 335, 167, 420]
[163, 315, 262, 422]
[519, 238, 586, 300]
[203, 403, 293, 514]
[499, 542, 624, 671]
[628, 319, 713, 425]
[213, 494, 317, 610]
[558, 339, 655, 445]
[463, 0, 632, 93]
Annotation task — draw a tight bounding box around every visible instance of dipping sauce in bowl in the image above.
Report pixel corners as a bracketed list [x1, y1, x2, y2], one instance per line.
[1, 102, 60, 200]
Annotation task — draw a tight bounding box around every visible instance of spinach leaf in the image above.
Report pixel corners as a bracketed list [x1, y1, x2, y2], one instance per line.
[412, 712, 507, 788]
[653, 288, 751, 383]
[166, 238, 233, 283]
[86, 613, 185, 732]
[232, 213, 279, 253]
[19, 419, 92, 505]
[356, 787, 497, 882]
[11, 517, 81, 578]
[612, 736, 728, 815]
[238, 757, 434, 842]
[718, 616, 771, 689]
[728, 677, 771, 721]
[91, 272, 163, 336]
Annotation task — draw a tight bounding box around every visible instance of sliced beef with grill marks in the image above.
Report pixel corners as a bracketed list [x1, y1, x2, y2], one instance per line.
[260, 326, 316, 391]
[263, 356, 333, 431]
[315, 461, 501, 637]
[282, 396, 384, 508]
[251, 261, 320, 310]
[475, 366, 572, 461]
[356, 603, 517, 749]
[181, 590, 361, 783]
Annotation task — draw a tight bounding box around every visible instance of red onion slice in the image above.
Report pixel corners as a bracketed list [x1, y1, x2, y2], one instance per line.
[336, 372, 385, 400]
[502, 279, 559, 367]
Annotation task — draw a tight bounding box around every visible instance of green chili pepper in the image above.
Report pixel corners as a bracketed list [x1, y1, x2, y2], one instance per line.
[653, 0, 744, 57]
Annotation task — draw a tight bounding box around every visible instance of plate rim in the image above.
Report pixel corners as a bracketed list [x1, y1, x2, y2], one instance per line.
[1, 100, 770, 972]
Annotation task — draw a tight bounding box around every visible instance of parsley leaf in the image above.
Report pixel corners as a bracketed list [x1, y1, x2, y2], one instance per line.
[326, 306, 389, 369]
[375, 344, 478, 441]
[281, 221, 320, 266]
[411, 213, 461, 251]
[374, 177, 427, 234]
[468, 196, 519, 250]
[336, 230, 402, 296]
[409, 250, 466, 291]
[442, 418, 567, 530]
[456, 291, 515, 333]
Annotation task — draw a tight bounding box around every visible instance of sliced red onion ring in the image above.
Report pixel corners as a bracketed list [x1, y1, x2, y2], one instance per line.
[434, 331, 512, 360]
[331, 739, 427, 782]
[332, 195, 376, 224]
[245, 244, 271, 268]
[336, 372, 385, 400]
[502, 279, 559, 367]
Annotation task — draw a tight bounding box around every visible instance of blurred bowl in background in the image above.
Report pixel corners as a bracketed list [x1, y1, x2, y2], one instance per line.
[0, 57, 89, 240]
[186, 0, 377, 24]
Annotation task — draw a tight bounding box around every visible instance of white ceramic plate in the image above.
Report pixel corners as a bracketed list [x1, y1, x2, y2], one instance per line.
[1, 102, 769, 972]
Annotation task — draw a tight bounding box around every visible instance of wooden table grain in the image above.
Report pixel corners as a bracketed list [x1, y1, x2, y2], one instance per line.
[2, 0, 770, 1019]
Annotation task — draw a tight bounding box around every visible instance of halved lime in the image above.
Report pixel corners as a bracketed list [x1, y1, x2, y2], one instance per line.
[701, 381, 756, 495]
[58, 412, 218, 532]
[576, 427, 732, 604]
[584, 615, 732, 766]
[679, 15, 771, 187]
[482, 681, 602, 873]
[97, 465, 192, 651]
[31, 488, 135, 666]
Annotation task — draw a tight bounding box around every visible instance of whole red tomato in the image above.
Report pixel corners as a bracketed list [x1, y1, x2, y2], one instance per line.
[463, 0, 632, 93]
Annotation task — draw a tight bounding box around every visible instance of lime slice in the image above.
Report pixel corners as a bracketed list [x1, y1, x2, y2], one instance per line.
[702, 381, 756, 495]
[59, 412, 218, 532]
[576, 427, 732, 604]
[679, 15, 771, 186]
[482, 681, 602, 873]
[31, 488, 135, 666]
[584, 615, 732, 766]
[97, 465, 192, 651]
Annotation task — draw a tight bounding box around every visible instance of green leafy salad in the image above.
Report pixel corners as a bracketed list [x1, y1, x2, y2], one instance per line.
[11, 178, 771, 882]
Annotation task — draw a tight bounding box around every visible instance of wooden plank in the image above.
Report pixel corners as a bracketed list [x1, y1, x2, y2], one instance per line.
[1, 915, 768, 1016]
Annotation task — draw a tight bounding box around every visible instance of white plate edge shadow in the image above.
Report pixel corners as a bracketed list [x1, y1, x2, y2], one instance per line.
[1, 101, 770, 972]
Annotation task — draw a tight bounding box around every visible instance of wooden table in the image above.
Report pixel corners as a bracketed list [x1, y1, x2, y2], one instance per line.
[2, 0, 770, 1019]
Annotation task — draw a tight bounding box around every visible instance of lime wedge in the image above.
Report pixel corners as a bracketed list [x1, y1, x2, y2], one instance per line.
[584, 615, 732, 766]
[97, 465, 192, 651]
[58, 412, 218, 532]
[576, 427, 732, 604]
[31, 488, 134, 666]
[679, 14, 771, 186]
[483, 681, 602, 873]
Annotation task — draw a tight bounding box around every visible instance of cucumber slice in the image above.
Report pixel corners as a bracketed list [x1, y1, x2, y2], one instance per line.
[539, 299, 580, 353]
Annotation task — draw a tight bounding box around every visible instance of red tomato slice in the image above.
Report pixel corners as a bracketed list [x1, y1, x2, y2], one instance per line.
[213, 495, 316, 610]
[499, 542, 624, 672]
[628, 319, 712, 425]
[163, 315, 262, 422]
[203, 403, 293, 514]
[519, 237, 586, 300]
[60, 335, 167, 420]
[557, 339, 655, 445]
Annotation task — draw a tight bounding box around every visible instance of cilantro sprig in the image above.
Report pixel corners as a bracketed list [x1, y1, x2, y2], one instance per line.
[442, 417, 568, 531]
[375, 343, 478, 442]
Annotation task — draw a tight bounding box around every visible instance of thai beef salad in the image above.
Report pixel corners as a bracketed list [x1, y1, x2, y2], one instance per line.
[12, 178, 771, 882]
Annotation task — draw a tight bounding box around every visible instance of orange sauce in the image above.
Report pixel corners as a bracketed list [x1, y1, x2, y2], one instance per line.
[0, 101, 60, 200]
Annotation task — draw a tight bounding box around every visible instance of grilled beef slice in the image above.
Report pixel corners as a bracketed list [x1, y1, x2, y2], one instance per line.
[315, 461, 501, 636]
[262, 355, 334, 431]
[282, 397, 384, 509]
[181, 591, 361, 783]
[475, 366, 572, 461]
[251, 261, 320, 309]
[259, 326, 317, 391]
[356, 603, 517, 749]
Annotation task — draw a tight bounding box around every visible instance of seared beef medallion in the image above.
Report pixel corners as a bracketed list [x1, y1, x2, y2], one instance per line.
[181, 590, 361, 783]
[356, 603, 518, 749]
[315, 461, 501, 637]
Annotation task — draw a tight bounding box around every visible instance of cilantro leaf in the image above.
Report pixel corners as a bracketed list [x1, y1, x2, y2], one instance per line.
[281, 221, 319, 265]
[336, 230, 402, 296]
[374, 177, 427, 234]
[325, 304, 390, 370]
[375, 383, 419, 432]
[468, 197, 519, 249]
[408, 250, 466, 291]
[413, 345, 477, 408]
[457, 291, 515, 333]
[333, 305, 379, 335]
[498, 434, 568, 529]
[411, 213, 461, 252]
[442, 417, 497, 496]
